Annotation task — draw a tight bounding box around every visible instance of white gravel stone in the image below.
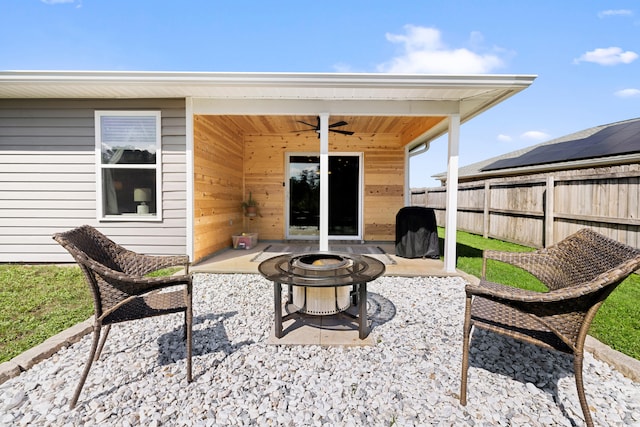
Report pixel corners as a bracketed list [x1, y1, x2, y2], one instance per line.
[0, 273, 638, 426]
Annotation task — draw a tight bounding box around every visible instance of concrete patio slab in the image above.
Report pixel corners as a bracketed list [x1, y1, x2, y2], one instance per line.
[191, 241, 456, 277]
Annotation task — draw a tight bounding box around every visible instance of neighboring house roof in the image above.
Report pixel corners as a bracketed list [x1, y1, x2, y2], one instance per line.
[0, 70, 536, 150]
[434, 117, 640, 183]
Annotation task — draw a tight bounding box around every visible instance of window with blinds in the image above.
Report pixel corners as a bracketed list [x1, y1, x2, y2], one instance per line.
[95, 111, 162, 221]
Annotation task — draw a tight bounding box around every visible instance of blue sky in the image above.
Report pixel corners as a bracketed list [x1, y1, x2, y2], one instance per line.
[1, 0, 639, 187]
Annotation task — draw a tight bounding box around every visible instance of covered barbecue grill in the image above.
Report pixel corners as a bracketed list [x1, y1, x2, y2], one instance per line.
[395, 206, 440, 259]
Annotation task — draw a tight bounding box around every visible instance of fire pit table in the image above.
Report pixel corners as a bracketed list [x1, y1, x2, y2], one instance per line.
[258, 252, 385, 339]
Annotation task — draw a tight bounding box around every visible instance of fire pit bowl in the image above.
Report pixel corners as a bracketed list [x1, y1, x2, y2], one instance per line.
[291, 253, 351, 272]
[289, 254, 354, 314]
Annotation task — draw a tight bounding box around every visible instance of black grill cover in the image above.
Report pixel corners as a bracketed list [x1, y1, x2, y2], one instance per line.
[395, 207, 440, 259]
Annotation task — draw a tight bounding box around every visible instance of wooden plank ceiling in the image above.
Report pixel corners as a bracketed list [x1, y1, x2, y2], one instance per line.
[213, 115, 445, 145]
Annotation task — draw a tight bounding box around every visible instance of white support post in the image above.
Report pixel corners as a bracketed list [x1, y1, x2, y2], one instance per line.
[319, 113, 329, 251]
[185, 97, 195, 262]
[483, 181, 490, 238]
[404, 145, 410, 206]
[444, 114, 460, 273]
[545, 175, 555, 247]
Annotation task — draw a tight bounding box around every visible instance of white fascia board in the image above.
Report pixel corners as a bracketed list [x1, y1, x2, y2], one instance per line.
[0, 70, 537, 99]
[192, 98, 460, 116]
[0, 70, 536, 87]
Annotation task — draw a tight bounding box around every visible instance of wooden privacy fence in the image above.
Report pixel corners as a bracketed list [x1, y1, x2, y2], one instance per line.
[411, 168, 640, 248]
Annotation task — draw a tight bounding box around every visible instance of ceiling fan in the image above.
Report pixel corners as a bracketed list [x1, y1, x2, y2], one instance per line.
[295, 116, 354, 137]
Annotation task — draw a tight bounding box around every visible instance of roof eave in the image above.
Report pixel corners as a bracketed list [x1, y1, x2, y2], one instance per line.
[0, 70, 537, 87]
[0, 70, 537, 101]
[406, 81, 533, 151]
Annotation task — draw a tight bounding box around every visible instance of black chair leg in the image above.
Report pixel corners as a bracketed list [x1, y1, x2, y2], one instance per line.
[186, 284, 193, 382]
[70, 325, 101, 409]
[574, 353, 594, 427]
[183, 311, 188, 341]
[94, 324, 111, 361]
[460, 296, 472, 406]
[186, 314, 193, 382]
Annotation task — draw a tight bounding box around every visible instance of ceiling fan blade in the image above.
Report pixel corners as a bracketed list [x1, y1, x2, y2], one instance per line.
[296, 120, 317, 128]
[330, 129, 355, 135]
[294, 117, 353, 136]
[290, 128, 318, 133]
[329, 121, 348, 128]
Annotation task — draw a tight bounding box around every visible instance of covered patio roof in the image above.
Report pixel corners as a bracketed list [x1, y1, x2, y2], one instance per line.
[0, 71, 535, 149]
[0, 70, 537, 271]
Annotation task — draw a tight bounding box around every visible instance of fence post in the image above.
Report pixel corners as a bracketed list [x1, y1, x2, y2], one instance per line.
[483, 181, 490, 238]
[545, 175, 555, 247]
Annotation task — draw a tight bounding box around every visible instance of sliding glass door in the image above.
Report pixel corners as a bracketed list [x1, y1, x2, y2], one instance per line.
[288, 155, 320, 238]
[287, 153, 361, 240]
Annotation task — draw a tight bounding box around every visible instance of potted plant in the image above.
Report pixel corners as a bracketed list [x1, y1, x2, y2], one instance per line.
[242, 192, 258, 216]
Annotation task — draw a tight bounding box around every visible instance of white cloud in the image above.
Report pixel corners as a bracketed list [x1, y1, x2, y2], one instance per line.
[521, 131, 550, 141]
[41, 0, 82, 8]
[598, 9, 633, 18]
[497, 134, 513, 142]
[333, 63, 354, 73]
[377, 25, 505, 74]
[574, 47, 638, 65]
[615, 88, 640, 98]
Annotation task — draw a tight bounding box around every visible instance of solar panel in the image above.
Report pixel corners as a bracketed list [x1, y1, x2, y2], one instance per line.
[481, 120, 640, 171]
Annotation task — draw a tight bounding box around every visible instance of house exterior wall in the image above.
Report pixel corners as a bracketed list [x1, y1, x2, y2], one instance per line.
[0, 98, 188, 263]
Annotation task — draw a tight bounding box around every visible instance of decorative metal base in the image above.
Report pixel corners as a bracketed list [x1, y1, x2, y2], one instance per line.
[273, 281, 369, 339]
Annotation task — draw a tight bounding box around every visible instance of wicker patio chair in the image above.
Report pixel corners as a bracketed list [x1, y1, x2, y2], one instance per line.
[460, 228, 640, 427]
[53, 225, 193, 409]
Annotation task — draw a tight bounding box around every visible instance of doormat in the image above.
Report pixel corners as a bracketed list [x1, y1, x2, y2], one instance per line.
[251, 244, 396, 265]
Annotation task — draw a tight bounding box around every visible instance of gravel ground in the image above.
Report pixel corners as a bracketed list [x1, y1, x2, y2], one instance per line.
[1, 273, 639, 426]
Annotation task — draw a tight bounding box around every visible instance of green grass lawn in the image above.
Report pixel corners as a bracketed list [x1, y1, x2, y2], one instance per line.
[0, 265, 92, 363]
[0, 265, 180, 363]
[442, 228, 640, 360]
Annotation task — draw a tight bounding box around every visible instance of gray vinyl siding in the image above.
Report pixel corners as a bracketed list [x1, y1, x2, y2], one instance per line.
[0, 99, 188, 263]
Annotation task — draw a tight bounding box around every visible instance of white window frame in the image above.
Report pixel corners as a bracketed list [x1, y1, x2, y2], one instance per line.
[95, 110, 163, 222]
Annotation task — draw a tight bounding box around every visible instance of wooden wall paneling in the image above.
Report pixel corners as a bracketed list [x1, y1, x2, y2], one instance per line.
[193, 116, 413, 253]
[400, 117, 447, 146]
[242, 134, 293, 240]
[193, 115, 244, 261]
[362, 147, 404, 240]
[241, 132, 406, 242]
